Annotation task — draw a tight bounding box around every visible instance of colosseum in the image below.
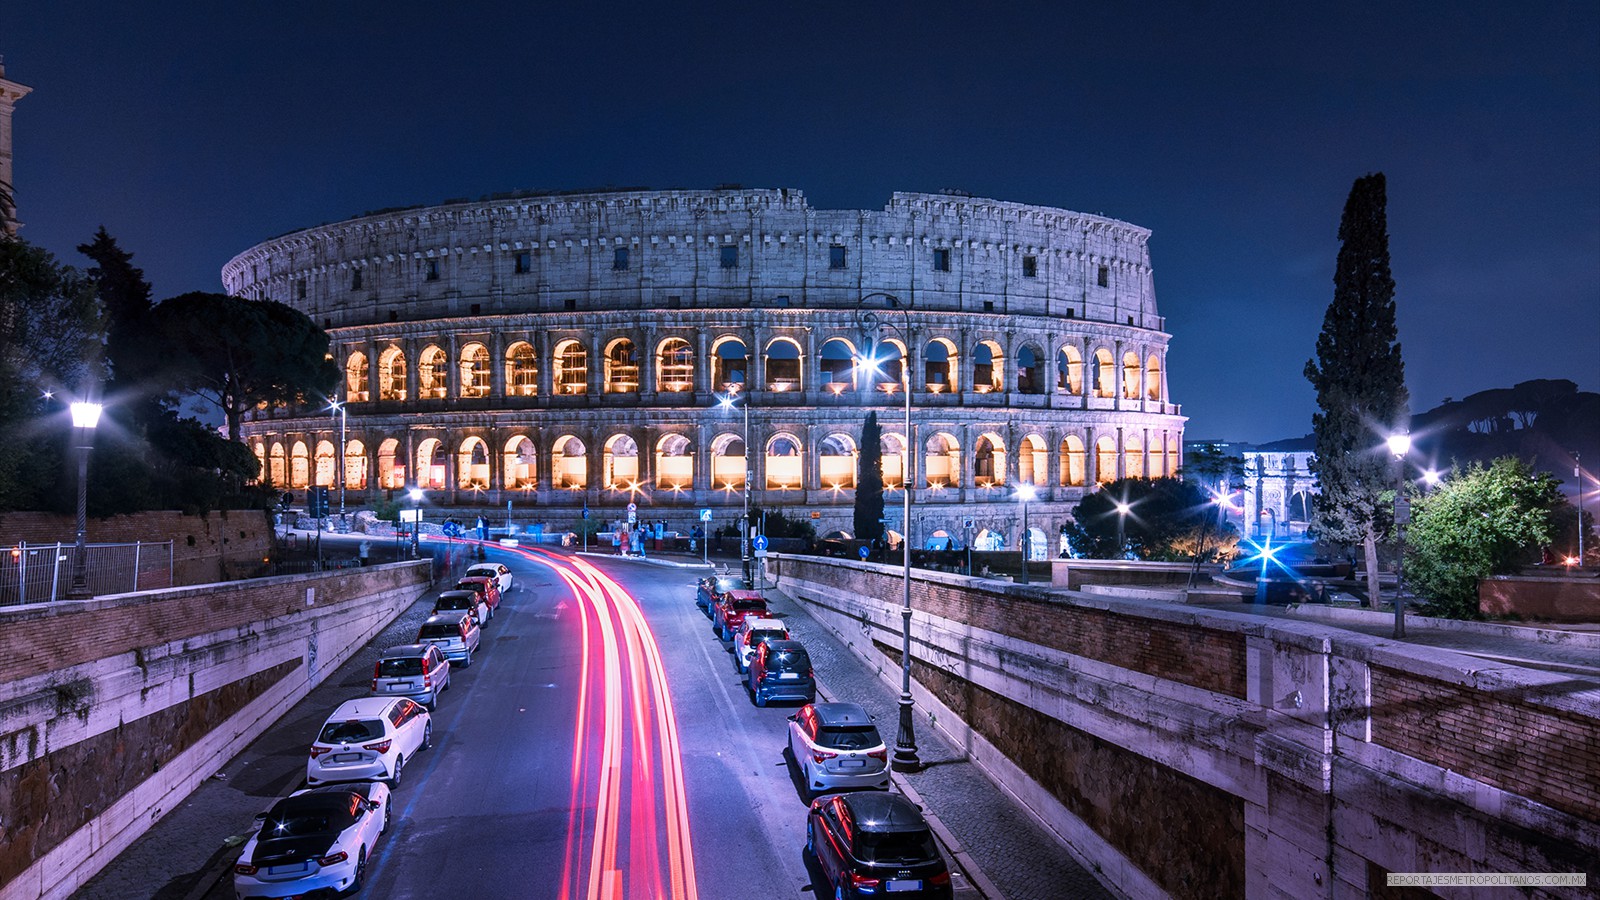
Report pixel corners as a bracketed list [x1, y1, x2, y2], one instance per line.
[224, 187, 1185, 553]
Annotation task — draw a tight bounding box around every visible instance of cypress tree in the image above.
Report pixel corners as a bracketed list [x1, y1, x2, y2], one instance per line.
[1303, 173, 1409, 606]
[853, 412, 885, 543]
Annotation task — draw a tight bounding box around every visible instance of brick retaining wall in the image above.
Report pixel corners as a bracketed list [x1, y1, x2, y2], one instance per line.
[0, 510, 274, 587]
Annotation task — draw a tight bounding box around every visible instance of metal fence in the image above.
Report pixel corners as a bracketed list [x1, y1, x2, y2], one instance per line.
[0, 541, 174, 607]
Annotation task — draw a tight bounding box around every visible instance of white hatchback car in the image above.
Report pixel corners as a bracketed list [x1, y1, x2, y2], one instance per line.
[307, 697, 432, 788]
[465, 561, 513, 595]
[233, 782, 390, 898]
[733, 617, 789, 673]
[788, 702, 890, 798]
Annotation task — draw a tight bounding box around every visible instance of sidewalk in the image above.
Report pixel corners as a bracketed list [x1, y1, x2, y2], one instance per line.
[758, 585, 1114, 900]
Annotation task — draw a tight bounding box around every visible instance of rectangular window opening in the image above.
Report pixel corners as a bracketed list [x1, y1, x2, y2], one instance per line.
[388, 309, 399, 322]
[426, 259, 441, 281]
[514, 251, 531, 274]
[351, 270, 363, 291]
[983, 299, 995, 312]
[933, 247, 951, 272]
[1022, 255, 1037, 277]
[564, 297, 577, 311]
[829, 245, 847, 269]
[297, 280, 307, 300]
[614, 248, 630, 270]
[1097, 265, 1109, 288]
[470, 303, 481, 316]
[720, 246, 739, 269]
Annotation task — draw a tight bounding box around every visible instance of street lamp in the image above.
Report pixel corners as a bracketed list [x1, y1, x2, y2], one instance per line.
[1016, 483, 1036, 584]
[328, 399, 347, 529]
[1113, 501, 1132, 559]
[66, 401, 103, 600]
[408, 487, 424, 559]
[1386, 432, 1412, 638]
[717, 387, 754, 586]
[857, 290, 919, 773]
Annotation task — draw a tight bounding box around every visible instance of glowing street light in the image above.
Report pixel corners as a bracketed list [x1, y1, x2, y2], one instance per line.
[1113, 500, 1132, 559]
[1387, 431, 1412, 638]
[328, 399, 348, 528]
[408, 487, 424, 558]
[66, 400, 103, 600]
[717, 387, 754, 586]
[1016, 483, 1037, 584]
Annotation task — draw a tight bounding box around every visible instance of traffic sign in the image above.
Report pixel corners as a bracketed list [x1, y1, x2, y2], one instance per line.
[751, 535, 769, 552]
[858, 546, 871, 560]
[700, 508, 713, 522]
[627, 502, 637, 512]
[963, 517, 975, 530]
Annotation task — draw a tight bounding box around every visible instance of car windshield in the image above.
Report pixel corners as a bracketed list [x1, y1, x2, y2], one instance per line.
[436, 596, 471, 610]
[376, 658, 423, 677]
[772, 648, 811, 671]
[730, 598, 766, 611]
[818, 725, 882, 750]
[858, 829, 938, 864]
[418, 623, 460, 639]
[318, 719, 383, 743]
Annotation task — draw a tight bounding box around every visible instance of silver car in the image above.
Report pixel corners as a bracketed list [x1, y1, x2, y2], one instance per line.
[788, 702, 889, 797]
[370, 643, 451, 710]
[417, 612, 480, 668]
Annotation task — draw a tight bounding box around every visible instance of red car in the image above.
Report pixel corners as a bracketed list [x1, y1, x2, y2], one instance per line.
[713, 589, 768, 641]
[454, 576, 501, 619]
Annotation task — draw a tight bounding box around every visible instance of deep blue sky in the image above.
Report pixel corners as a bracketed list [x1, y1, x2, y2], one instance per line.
[7, 2, 1597, 442]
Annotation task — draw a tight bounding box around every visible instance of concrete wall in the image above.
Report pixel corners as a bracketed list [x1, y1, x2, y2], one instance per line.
[1479, 573, 1600, 623]
[0, 560, 430, 900]
[771, 554, 1600, 900]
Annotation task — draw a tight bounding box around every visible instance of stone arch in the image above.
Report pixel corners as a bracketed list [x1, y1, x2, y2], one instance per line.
[1025, 526, 1049, 561]
[604, 337, 640, 394]
[923, 338, 959, 394]
[973, 432, 1007, 486]
[459, 342, 490, 398]
[763, 337, 803, 392]
[881, 431, 909, 488]
[1125, 433, 1145, 479]
[711, 432, 747, 490]
[457, 436, 490, 489]
[1093, 348, 1116, 398]
[416, 437, 447, 489]
[1122, 351, 1141, 400]
[818, 432, 857, 490]
[974, 528, 1005, 551]
[1061, 434, 1086, 486]
[1146, 354, 1162, 401]
[314, 440, 336, 487]
[1019, 433, 1047, 486]
[1166, 436, 1181, 479]
[377, 438, 402, 489]
[819, 338, 857, 390]
[290, 440, 310, 488]
[344, 440, 367, 490]
[269, 442, 286, 487]
[654, 433, 693, 490]
[1016, 344, 1045, 394]
[503, 435, 537, 490]
[418, 345, 448, 400]
[345, 351, 369, 402]
[924, 432, 962, 488]
[656, 337, 695, 393]
[765, 432, 803, 489]
[972, 340, 1004, 393]
[505, 341, 538, 397]
[552, 435, 588, 489]
[1057, 345, 1083, 395]
[602, 433, 640, 489]
[553, 339, 588, 395]
[378, 347, 408, 401]
[712, 337, 748, 389]
[1095, 435, 1117, 483]
[251, 442, 266, 484]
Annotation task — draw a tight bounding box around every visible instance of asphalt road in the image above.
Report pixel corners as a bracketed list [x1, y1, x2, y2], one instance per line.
[189, 548, 834, 900]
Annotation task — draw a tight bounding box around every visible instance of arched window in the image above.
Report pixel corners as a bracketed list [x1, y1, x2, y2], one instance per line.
[655, 433, 693, 490]
[314, 440, 336, 487]
[345, 352, 369, 402]
[1122, 352, 1141, 400]
[378, 347, 407, 401]
[881, 432, 908, 489]
[1024, 527, 1049, 561]
[1093, 349, 1116, 398]
[1095, 436, 1118, 484]
[819, 433, 857, 490]
[458, 343, 490, 398]
[974, 528, 1005, 551]
[819, 338, 856, 391]
[344, 440, 367, 490]
[766, 434, 803, 489]
[1289, 490, 1313, 523]
[1125, 434, 1145, 479]
[1016, 345, 1044, 394]
[1148, 437, 1165, 478]
[924, 433, 961, 488]
[418, 346, 447, 400]
[290, 441, 311, 488]
[1061, 435, 1086, 486]
[603, 434, 639, 488]
[377, 438, 402, 489]
[1057, 346, 1083, 395]
[1146, 354, 1162, 401]
[604, 339, 639, 394]
[923, 339, 958, 394]
[657, 338, 694, 393]
[973, 433, 1006, 486]
[1019, 434, 1047, 486]
[269, 442, 286, 486]
[1166, 437, 1180, 479]
[458, 437, 490, 489]
[552, 435, 587, 489]
[416, 438, 447, 490]
[505, 342, 538, 397]
[764, 338, 802, 392]
[711, 432, 747, 490]
[714, 338, 748, 390]
[554, 340, 588, 395]
[251, 443, 266, 484]
[972, 341, 1004, 393]
[504, 435, 537, 490]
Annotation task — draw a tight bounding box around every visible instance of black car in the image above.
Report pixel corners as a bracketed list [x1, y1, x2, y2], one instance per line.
[807, 792, 953, 899]
[746, 639, 814, 707]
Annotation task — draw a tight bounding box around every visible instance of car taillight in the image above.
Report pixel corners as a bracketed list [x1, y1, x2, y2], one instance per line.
[317, 851, 348, 866]
[930, 870, 952, 886]
[234, 864, 258, 876]
[371, 662, 382, 690]
[421, 655, 432, 674]
[846, 871, 882, 889]
[811, 749, 838, 764]
[363, 739, 392, 754]
[309, 745, 333, 758]
[868, 748, 888, 761]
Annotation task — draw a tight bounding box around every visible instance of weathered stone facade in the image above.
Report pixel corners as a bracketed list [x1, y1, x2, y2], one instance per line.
[224, 188, 1185, 544]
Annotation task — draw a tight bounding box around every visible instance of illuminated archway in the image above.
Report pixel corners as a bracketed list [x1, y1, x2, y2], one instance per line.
[1146, 354, 1162, 401]
[345, 352, 369, 402]
[378, 347, 407, 401]
[765, 433, 803, 490]
[415, 438, 447, 490]
[377, 438, 402, 489]
[1125, 434, 1145, 479]
[553, 340, 588, 395]
[1122, 351, 1141, 400]
[251, 443, 265, 484]
[604, 338, 639, 394]
[459, 343, 490, 398]
[1061, 435, 1086, 486]
[763, 338, 802, 392]
[503, 435, 537, 489]
[290, 441, 310, 488]
[973, 432, 1007, 486]
[972, 340, 1004, 393]
[313, 440, 336, 487]
[1093, 348, 1115, 398]
[819, 433, 857, 490]
[1016, 344, 1045, 394]
[457, 437, 490, 489]
[603, 434, 640, 489]
[656, 338, 694, 393]
[1057, 345, 1083, 395]
[713, 337, 748, 390]
[552, 435, 588, 489]
[819, 338, 856, 392]
[343, 440, 367, 490]
[654, 433, 693, 490]
[1095, 436, 1117, 484]
[922, 339, 959, 394]
[711, 432, 747, 490]
[505, 342, 538, 397]
[923, 432, 961, 488]
[269, 442, 286, 486]
[418, 345, 447, 400]
[1019, 434, 1047, 486]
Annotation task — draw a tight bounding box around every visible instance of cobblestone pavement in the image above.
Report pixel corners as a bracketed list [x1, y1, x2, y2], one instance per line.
[758, 586, 1115, 900]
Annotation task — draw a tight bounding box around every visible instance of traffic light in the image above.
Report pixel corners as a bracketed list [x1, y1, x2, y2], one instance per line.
[308, 486, 330, 518]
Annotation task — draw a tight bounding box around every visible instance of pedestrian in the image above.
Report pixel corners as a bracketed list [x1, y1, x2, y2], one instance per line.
[632, 528, 645, 558]
[690, 524, 702, 552]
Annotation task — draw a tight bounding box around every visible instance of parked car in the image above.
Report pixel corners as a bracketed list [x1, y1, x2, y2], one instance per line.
[746, 639, 815, 707]
[733, 617, 789, 673]
[806, 792, 953, 899]
[434, 589, 488, 628]
[370, 643, 451, 710]
[465, 561, 513, 595]
[232, 782, 390, 898]
[417, 611, 481, 668]
[698, 575, 737, 615]
[453, 575, 501, 617]
[788, 702, 889, 797]
[713, 589, 768, 640]
[306, 697, 432, 788]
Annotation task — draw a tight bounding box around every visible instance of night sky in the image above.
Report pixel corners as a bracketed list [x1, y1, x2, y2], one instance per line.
[7, 2, 1597, 443]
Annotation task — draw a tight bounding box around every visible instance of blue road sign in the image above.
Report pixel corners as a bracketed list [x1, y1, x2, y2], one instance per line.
[858, 545, 870, 560]
[700, 508, 713, 522]
[752, 535, 769, 552]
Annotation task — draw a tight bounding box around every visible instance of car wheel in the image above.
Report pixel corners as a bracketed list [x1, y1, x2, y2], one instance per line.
[421, 721, 433, 750]
[834, 885, 845, 900]
[382, 800, 391, 833]
[346, 846, 366, 894]
[754, 689, 768, 708]
[388, 754, 405, 788]
[460, 650, 472, 669]
[805, 818, 815, 855]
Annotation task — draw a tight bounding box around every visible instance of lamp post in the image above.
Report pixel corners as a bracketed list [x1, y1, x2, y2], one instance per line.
[858, 291, 919, 772]
[408, 487, 424, 559]
[1386, 432, 1412, 639]
[66, 401, 103, 600]
[718, 387, 755, 586]
[328, 400, 347, 529]
[1016, 483, 1036, 584]
[1577, 452, 1586, 566]
[1114, 501, 1131, 559]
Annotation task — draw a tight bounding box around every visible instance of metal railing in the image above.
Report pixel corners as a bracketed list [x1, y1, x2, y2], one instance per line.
[1, 541, 174, 607]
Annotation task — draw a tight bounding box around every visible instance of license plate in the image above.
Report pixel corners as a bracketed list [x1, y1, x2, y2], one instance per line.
[886, 880, 922, 892]
[779, 672, 799, 680]
[839, 758, 867, 768]
[267, 863, 310, 875]
[332, 753, 363, 763]
[388, 681, 415, 690]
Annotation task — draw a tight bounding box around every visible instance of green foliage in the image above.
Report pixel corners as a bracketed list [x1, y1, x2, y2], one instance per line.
[853, 412, 885, 543]
[1180, 446, 1246, 493]
[750, 505, 817, 544]
[146, 292, 338, 442]
[1065, 478, 1237, 561]
[78, 228, 154, 390]
[1406, 457, 1564, 618]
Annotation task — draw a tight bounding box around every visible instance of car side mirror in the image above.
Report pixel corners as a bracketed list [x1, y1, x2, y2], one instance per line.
[367, 800, 382, 812]
[254, 812, 268, 822]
